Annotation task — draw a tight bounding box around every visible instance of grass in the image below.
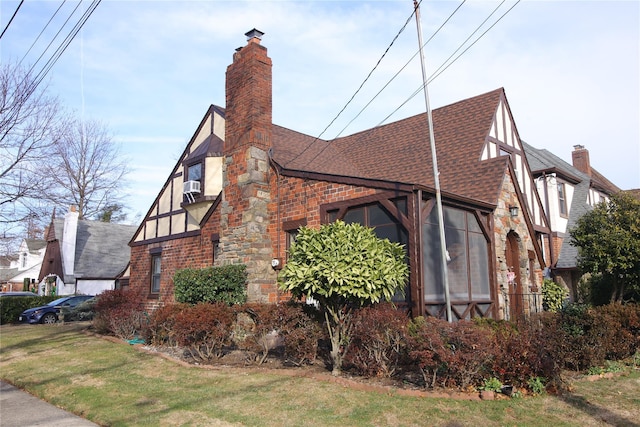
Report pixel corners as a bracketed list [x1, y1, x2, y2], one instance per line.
[1, 323, 639, 427]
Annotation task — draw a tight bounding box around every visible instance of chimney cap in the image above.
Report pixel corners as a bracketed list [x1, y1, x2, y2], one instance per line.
[573, 144, 585, 151]
[245, 28, 264, 41]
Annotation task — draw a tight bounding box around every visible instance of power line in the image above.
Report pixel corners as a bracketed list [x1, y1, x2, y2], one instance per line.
[290, 0, 467, 169]
[28, 0, 102, 102]
[284, 0, 424, 168]
[377, 0, 521, 127]
[19, 1, 68, 67]
[0, 0, 24, 41]
[25, 0, 83, 79]
[333, 0, 467, 140]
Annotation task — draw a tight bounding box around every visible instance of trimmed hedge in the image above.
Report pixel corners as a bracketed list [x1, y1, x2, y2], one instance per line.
[93, 296, 640, 394]
[174, 264, 247, 305]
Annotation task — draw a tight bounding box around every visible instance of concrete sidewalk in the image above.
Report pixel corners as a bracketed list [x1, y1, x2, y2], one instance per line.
[0, 380, 98, 426]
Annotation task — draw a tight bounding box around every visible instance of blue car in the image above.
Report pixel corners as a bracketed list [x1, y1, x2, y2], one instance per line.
[18, 295, 95, 324]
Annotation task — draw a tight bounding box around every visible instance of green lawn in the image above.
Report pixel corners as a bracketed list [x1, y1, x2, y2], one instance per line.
[1, 323, 639, 427]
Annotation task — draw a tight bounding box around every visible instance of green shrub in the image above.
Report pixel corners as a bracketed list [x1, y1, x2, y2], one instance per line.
[527, 376, 546, 394]
[0, 295, 57, 324]
[174, 264, 247, 305]
[62, 297, 98, 322]
[542, 279, 568, 312]
[480, 377, 502, 392]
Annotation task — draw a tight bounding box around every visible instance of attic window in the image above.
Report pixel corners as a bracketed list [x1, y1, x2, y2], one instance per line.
[558, 182, 568, 216]
[187, 163, 202, 182]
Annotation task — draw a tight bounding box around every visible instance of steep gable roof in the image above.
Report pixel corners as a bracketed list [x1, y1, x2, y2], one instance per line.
[53, 219, 137, 281]
[522, 142, 612, 269]
[273, 88, 510, 206]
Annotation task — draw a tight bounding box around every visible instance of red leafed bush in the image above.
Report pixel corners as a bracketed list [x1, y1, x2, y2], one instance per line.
[444, 320, 495, 389]
[238, 303, 284, 364]
[406, 316, 451, 388]
[407, 316, 494, 389]
[173, 302, 235, 362]
[238, 302, 323, 366]
[93, 289, 146, 339]
[142, 303, 187, 347]
[485, 317, 560, 389]
[279, 302, 324, 366]
[591, 303, 640, 361]
[345, 303, 409, 378]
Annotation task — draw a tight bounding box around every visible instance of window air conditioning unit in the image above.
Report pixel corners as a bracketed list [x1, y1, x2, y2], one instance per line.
[183, 180, 201, 194]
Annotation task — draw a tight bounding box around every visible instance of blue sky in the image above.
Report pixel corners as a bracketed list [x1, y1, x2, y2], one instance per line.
[1, 0, 638, 223]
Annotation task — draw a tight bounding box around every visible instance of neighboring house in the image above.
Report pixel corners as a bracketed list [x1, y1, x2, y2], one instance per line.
[524, 143, 621, 300]
[4, 238, 47, 291]
[129, 29, 553, 321]
[38, 206, 138, 296]
[0, 254, 19, 290]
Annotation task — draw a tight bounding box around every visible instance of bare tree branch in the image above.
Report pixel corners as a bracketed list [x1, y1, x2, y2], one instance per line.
[0, 62, 62, 248]
[39, 117, 131, 220]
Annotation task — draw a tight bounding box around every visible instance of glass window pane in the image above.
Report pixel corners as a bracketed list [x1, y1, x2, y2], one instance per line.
[188, 163, 202, 181]
[426, 205, 439, 224]
[469, 232, 490, 299]
[344, 207, 364, 224]
[444, 207, 465, 230]
[446, 228, 468, 300]
[152, 256, 161, 274]
[151, 255, 161, 293]
[327, 210, 339, 223]
[374, 224, 407, 246]
[394, 198, 407, 216]
[467, 213, 483, 234]
[368, 204, 394, 226]
[423, 222, 445, 302]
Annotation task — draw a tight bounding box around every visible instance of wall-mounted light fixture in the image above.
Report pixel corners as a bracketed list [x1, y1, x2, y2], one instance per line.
[271, 258, 283, 270]
[509, 205, 519, 218]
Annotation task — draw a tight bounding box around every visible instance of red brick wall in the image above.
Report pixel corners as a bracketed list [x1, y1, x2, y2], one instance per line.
[267, 173, 379, 262]
[551, 234, 564, 266]
[225, 38, 272, 152]
[129, 211, 220, 311]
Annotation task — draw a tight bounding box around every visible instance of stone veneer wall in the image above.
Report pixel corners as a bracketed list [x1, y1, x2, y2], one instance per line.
[218, 145, 277, 303]
[493, 173, 543, 319]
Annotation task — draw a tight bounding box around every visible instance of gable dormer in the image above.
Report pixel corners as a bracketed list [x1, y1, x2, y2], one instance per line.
[131, 106, 225, 245]
[479, 92, 547, 230]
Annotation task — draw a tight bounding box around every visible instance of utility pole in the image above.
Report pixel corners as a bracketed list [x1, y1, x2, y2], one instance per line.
[414, 0, 452, 322]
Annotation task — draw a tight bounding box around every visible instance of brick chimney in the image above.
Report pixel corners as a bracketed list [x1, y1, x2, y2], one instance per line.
[220, 30, 277, 303]
[572, 145, 591, 176]
[224, 28, 272, 153]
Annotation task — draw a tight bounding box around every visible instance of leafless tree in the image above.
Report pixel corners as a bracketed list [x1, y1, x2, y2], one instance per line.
[0, 62, 61, 251]
[39, 117, 130, 220]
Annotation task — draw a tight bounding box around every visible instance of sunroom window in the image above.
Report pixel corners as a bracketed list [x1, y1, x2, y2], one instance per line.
[423, 206, 490, 306]
[328, 201, 409, 302]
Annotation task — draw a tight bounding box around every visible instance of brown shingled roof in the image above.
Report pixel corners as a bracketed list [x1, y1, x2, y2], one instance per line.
[590, 168, 621, 195]
[272, 88, 510, 206]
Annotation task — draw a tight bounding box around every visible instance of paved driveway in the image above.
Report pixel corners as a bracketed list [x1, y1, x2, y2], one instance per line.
[0, 381, 98, 426]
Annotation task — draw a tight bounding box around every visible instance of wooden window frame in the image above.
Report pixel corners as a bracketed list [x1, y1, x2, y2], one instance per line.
[557, 182, 568, 217]
[149, 248, 162, 295]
